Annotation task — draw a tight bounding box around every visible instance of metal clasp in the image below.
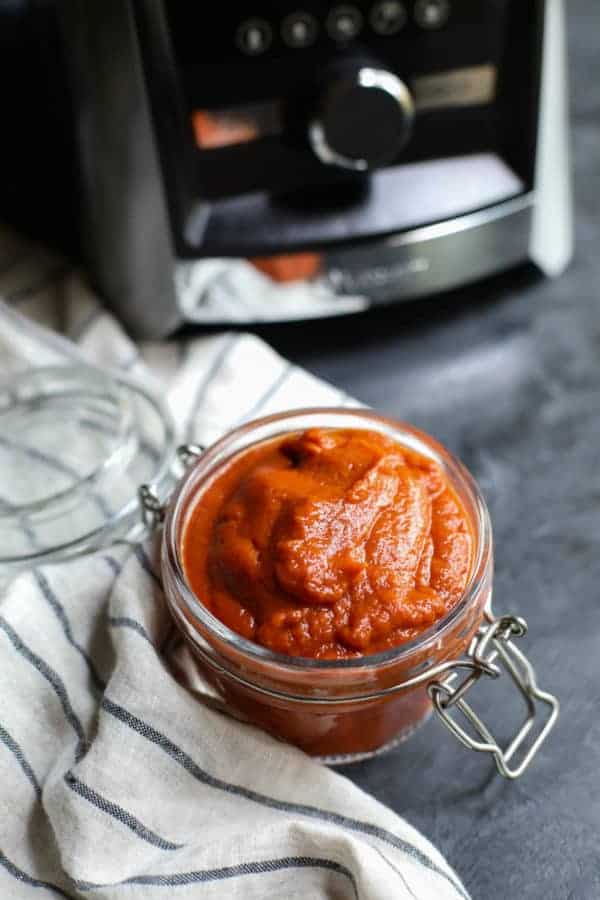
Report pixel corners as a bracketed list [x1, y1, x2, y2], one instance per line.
[428, 613, 559, 779]
[139, 443, 205, 532]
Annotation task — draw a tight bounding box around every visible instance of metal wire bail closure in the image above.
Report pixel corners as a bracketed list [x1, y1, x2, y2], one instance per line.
[427, 612, 559, 779]
[139, 443, 205, 532]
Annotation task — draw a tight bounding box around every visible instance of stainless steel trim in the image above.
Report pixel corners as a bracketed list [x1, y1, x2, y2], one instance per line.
[174, 195, 535, 324]
[326, 195, 535, 303]
[60, 0, 180, 340]
[385, 192, 535, 248]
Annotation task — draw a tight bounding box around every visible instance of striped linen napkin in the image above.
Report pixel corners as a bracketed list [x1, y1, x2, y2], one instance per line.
[0, 227, 469, 899]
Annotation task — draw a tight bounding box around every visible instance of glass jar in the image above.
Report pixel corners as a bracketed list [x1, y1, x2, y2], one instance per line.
[0, 301, 176, 586]
[160, 409, 559, 776]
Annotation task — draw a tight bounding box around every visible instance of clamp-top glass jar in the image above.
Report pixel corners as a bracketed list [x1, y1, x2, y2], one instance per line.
[157, 408, 559, 777]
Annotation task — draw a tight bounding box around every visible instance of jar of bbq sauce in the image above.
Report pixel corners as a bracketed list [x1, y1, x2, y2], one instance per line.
[154, 409, 558, 777]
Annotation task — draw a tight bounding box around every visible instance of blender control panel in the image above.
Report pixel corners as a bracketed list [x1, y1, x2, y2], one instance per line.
[135, 0, 542, 254]
[164, 1, 508, 101]
[233, 2, 454, 56]
[159, 0, 518, 200]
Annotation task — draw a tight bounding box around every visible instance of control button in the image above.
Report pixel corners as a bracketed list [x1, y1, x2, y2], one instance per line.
[370, 1, 407, 35]
[327, 5, 364, 42]
[282, 11, 318, 48]
[414, 0, 450, 29]
[236, 18, 272, 55]
[310, 67, 414, 170]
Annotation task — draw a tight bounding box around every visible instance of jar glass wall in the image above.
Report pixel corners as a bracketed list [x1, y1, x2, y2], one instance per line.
[162, 408, 493, 762]
[0, 301, 176, 585]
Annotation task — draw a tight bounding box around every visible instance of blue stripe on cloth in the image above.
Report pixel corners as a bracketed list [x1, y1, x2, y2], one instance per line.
[64, 774, 183, 851]
[138, 436, 162, 465]
[0, 850, 74, 899]
[108, 616, 155, 647]
[0, 435, 112, 520]
[372, 844, 421, 900]
[34, 571, 106, 693]
[77, 416, 161, 465]
[134, 545, 162, 588]
[184, 334, 240, 440]
[101, 697, 466, 898]
[0, 724, 42, 799]
[0, 617, 88, 763]
[236, 362, 294, 425]
[0, 435, 81, 481]
[74, 855, 359, 897]
[103, 555, 123, 577]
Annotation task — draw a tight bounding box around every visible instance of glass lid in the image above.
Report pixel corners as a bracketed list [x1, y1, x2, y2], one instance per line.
[0, 359, 176, 584]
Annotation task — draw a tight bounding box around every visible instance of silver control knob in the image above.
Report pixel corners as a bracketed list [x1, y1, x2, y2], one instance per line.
[309, 67, 415, 171]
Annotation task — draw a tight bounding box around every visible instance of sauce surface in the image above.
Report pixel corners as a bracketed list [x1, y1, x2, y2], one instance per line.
[182, 428, 473, 659]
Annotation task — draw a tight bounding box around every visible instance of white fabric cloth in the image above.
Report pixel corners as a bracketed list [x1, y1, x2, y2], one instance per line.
[0, 228, 469, 899]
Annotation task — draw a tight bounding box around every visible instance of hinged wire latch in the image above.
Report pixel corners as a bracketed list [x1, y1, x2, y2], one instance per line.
[139, 443, 205, 532]
[428, 613, 559, 779]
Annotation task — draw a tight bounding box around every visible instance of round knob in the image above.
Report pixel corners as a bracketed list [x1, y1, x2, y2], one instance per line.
[309, 67, 414, 171]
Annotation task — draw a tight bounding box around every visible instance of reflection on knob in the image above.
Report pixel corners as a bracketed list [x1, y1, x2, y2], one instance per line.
[309, 67, 414, 171]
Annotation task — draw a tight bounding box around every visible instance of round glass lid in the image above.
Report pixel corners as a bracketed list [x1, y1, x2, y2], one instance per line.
[0, 364, 176, 580]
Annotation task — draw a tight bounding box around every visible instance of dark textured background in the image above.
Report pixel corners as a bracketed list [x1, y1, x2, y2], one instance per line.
[257, 3, 600, 897]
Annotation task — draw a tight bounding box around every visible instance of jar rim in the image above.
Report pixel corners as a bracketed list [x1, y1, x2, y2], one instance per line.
[0, 365, 177, 572]
[0, 365, 134, 520]
[163, 407, 493, 673]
